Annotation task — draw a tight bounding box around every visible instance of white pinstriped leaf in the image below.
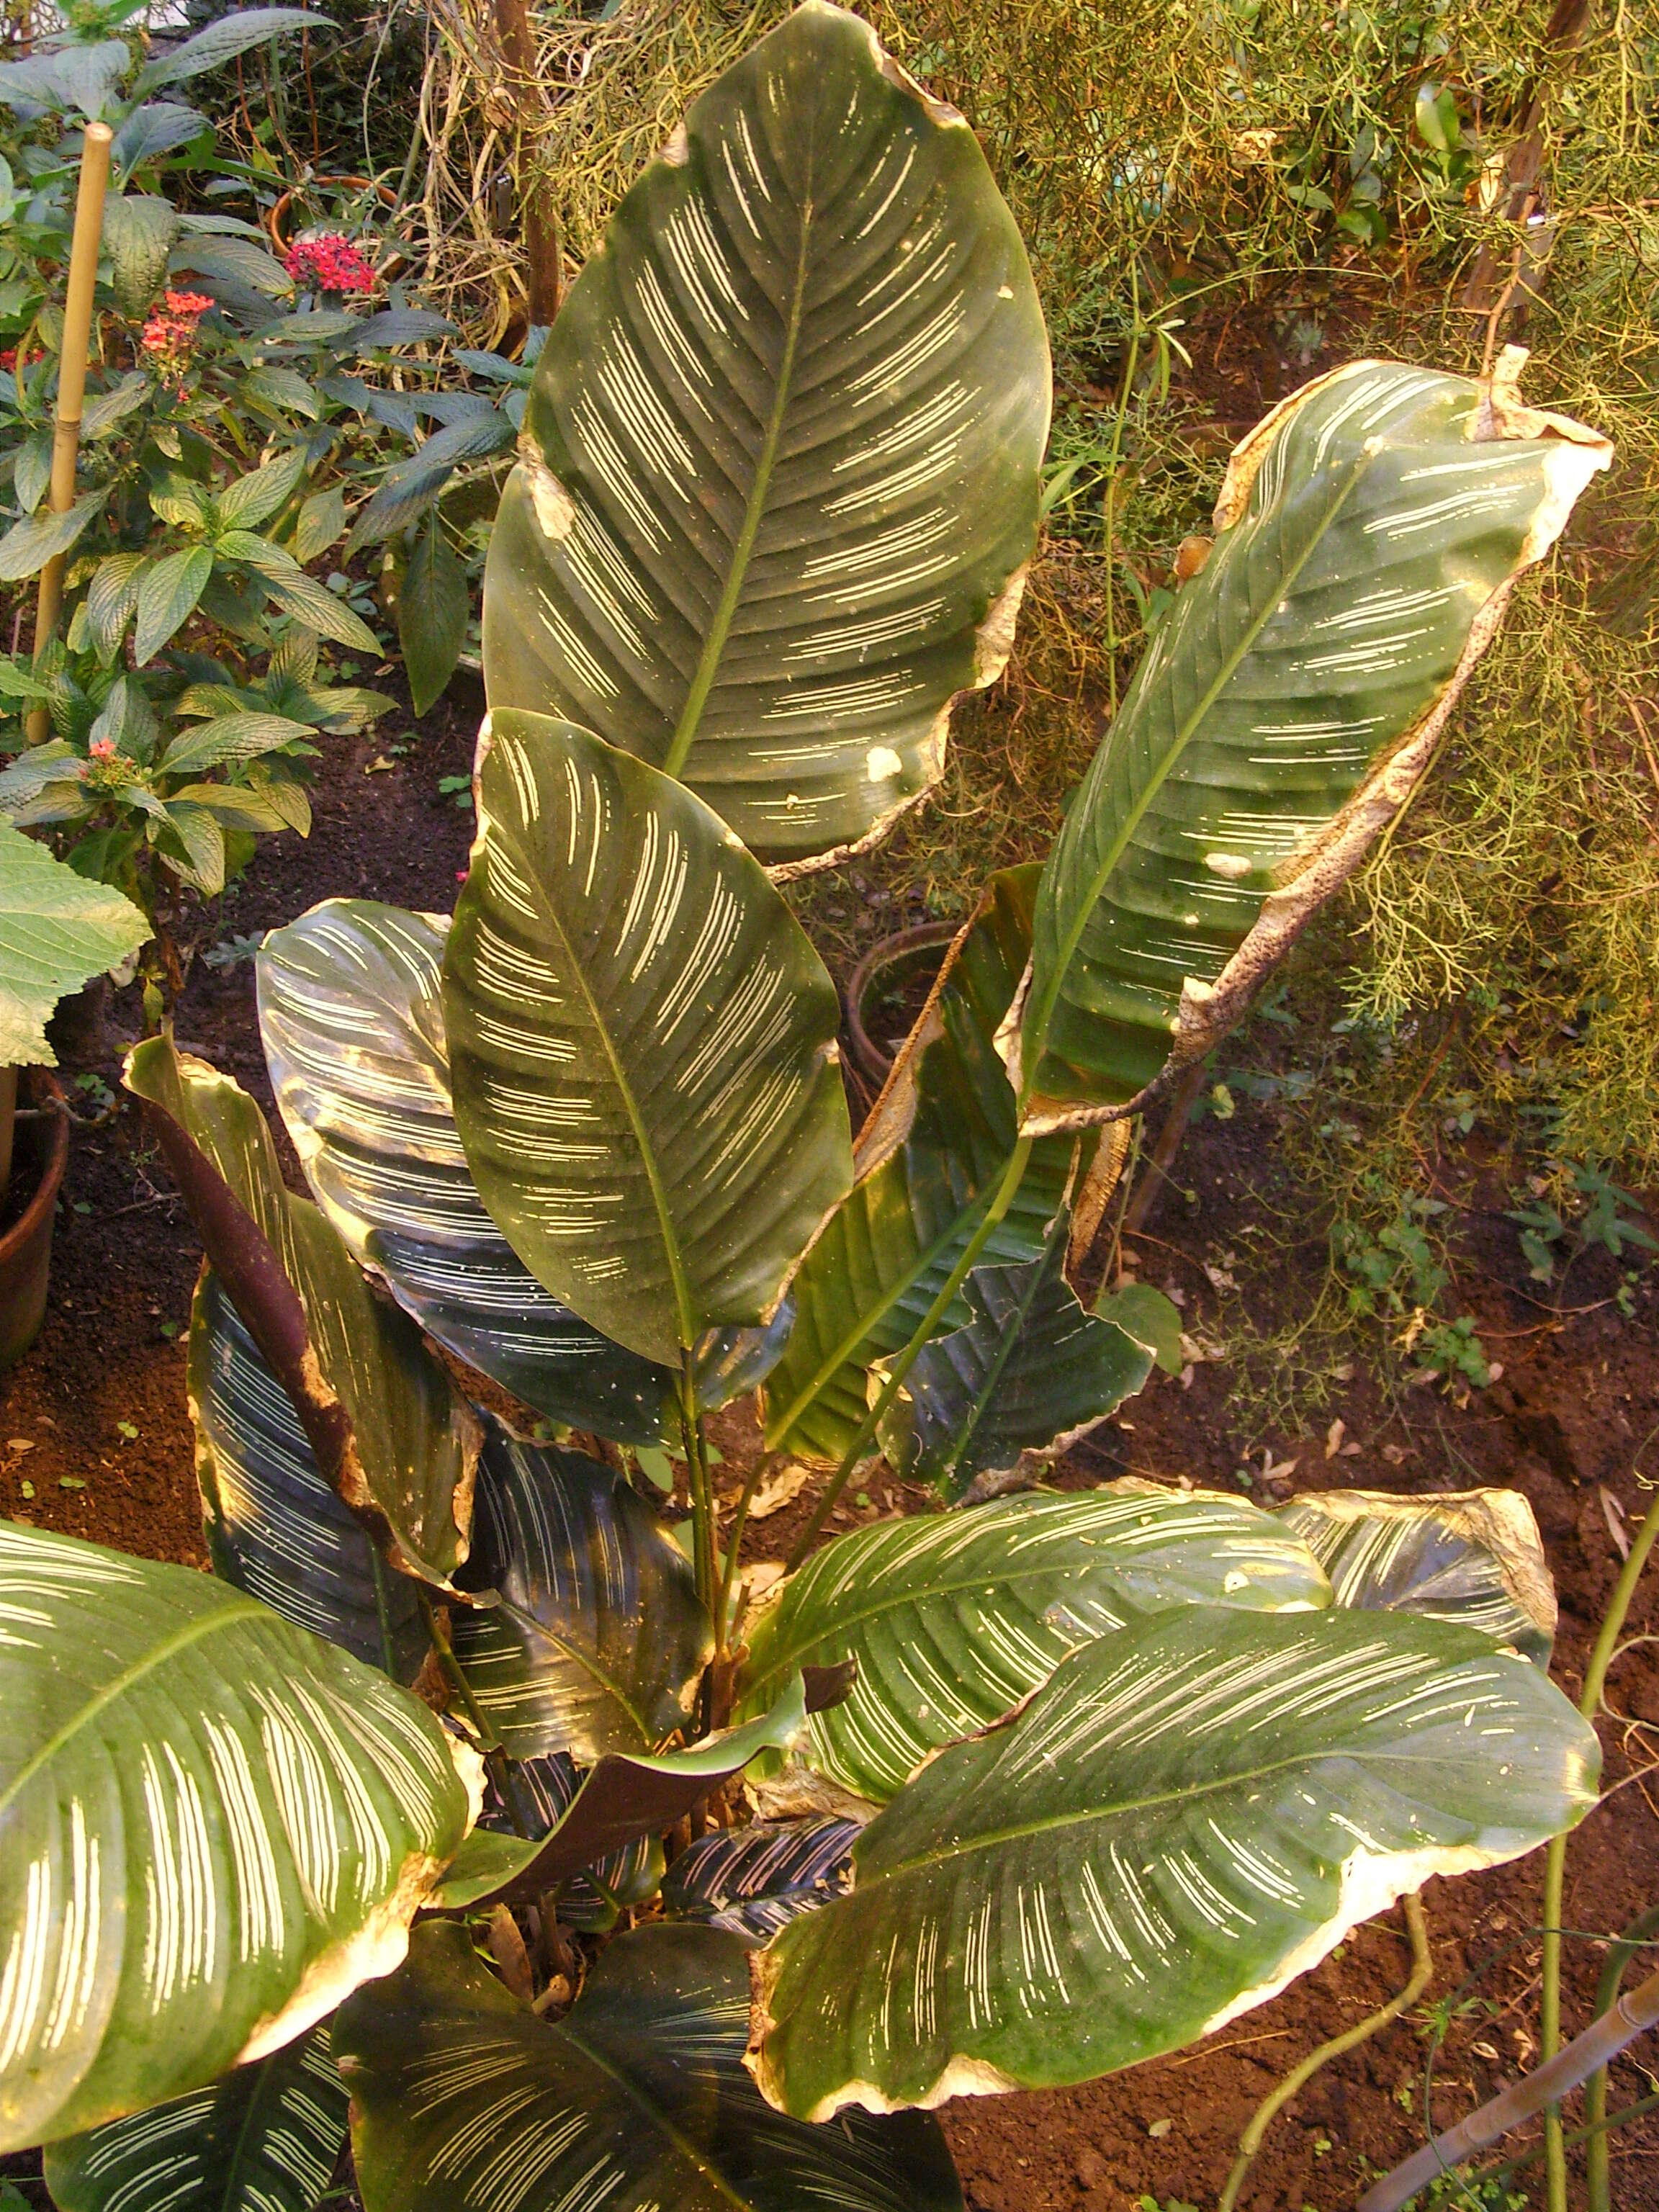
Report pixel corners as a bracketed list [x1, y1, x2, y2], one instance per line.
[1014, 358, 1612, 1130]
[763, 865, 1074, 1466]
[449, 1421, 712, 1761]
[475, 1753, 665, 1933]
[124, 1038, 479, 1590]
[443, 714, 853, 1367]
[258, 900, 687, 1446]
[187, 1268, 427, 1681]
[0, 1521, 480, 2153]
[483, 0, 1048, 868]
[1280, 1486, 1556, 1668]
[734, 1488, 1331, 1802]
[336, 1920, 963, 2212]
[750, 1606, 1599, 2120]
[43, 2020, 347, 2212]
[663, 1818, 860, 1942]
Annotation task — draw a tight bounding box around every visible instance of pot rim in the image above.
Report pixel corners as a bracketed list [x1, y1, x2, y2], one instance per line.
[0, 1070, 68, 1266]
[845, 918, 958, 1087]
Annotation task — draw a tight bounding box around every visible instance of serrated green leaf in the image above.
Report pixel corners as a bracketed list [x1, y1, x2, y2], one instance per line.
[156, 796, 226, 893]
[133, 544, 214, 664]
[161, 710, 314, 774]
[102, 195, 180, 318]
[12, 428, 50, 515]
[443, 714, 853, 1367]
[398, 513, 468, 715]
[292, 484, 344, 562]
[0, 490, 106, 582]
[217, 446, 309, 532]
[0, 819, 148, 1062]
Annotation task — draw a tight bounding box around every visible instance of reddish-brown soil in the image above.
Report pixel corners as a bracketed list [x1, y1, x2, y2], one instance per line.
[5, 315, 1658, 2202]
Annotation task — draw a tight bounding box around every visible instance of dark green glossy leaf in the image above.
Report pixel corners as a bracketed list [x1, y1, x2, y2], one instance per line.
[444, 713, 852, 1367]
[752, 1607, 1599, 2119]
[187, 1267, 426, 1678]
[483, 0, 1048, 868]
[337, 1920, 963, 2211]
[0, 1520, 479, 2152]
[662, 1817, 859, 1941]
[450, 1421, 712, 1761]
[43, 2023, 347, 2212]
[735, 1485, 1331, 1802]
[1014, 361, 1612, 1131]
[1279, 1485, 1556, 1666]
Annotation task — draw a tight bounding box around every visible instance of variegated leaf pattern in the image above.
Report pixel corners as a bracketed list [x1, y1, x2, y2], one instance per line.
[443, 714, 853, 1367]
[450, 1421, 712, 1761]
[476, 1753, 664, 1932]
[1014, 358, 1612, 1130]
[750, 1606, 1599, 2120]
[188, 1267, 426, 1680]
[43, 2022, 348, 2212]
[0, 1521, 480, 2153]
[662, 1817, 860, 1941]
[482, 0, 1048, 869]
[257, 899, 680, 1446]
[124, 1037, 479, 1589]
[876, 1236, 1154, 1500]
[336, 1920, 964, 2212]
[1280, 1486, 1556, 1667]
[764, 866, 1072, 1465]
[734, 1487, 1331, 1801]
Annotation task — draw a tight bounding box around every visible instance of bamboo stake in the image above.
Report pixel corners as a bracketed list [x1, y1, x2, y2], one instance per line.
[25, 120, 112, 746]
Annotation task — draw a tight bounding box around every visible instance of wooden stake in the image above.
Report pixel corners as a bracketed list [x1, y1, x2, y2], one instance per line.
[25, 120, 112, 745]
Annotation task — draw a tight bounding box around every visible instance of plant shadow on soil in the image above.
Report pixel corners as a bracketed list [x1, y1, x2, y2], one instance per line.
[5, 360, 1659, 2212]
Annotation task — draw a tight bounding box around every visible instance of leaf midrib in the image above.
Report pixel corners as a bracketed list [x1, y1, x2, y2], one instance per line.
[867, 1737, 1463, 1884]
[1021, 451, 1369, 1100]
[744, 1534, 1295, 1701]
[933, 1220, 1066, 1483]
[0, 1595, 269, 1822]
[660, 171, 815, 783]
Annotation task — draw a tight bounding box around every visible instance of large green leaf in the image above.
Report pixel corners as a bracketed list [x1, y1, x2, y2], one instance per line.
[750, 1605, 1599, 2120]
[482, 0, 1048, 869]
[0, 819, 148, 1064]
[449, 1422, 712, 1761]
[763, 867, 1071, 1464]
[1280, 1486, 1556, 1666]
[443, 713, 852, 1367]
[876, 1236, 1154, 1499]
[125, 1037, 480, 1589]
[187, 1267, 426, 1680]
[258, 898, 706, 1445]
[1011, 357, 1614, 1131]
[337, 1920, 963, 2211]
[43, 2022, 347, 2212]
[734, 1486, 1331, 1802]
[0, 1520, 480, 2153]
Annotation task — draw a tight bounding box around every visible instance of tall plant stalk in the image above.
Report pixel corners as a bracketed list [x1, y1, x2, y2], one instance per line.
[1540, 1480, 1659, 2211]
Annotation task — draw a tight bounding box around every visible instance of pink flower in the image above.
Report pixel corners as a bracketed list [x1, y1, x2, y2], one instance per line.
[284, 233, 377, 297]
[89, 736, 117, 762]
[140, 290, 212, 381]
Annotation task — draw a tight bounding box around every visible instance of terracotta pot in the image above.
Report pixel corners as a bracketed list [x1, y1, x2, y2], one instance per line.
[845, 920, 957, 1087]
[0, 1070, 68, 1370]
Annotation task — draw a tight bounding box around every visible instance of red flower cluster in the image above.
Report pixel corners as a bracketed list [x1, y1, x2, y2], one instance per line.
[0, 347, 42, 373]
[140, 290, 214, 382]
[284, 233, 376, 295]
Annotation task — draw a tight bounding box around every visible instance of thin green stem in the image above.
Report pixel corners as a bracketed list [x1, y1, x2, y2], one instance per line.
[1542, 1483, 1659, 2212]
[1586, 1904, 1659, 2212]
[416, 1588, 531, 1838]
[785, 1135, 1034, 1570]
[678, 1352, 718, 1632]
[1219, 1892, 1432, 2212]
[368, 1543, 397, 1678]
[716, 1449, 781, 1645]
[1102, 260, 1141, 719]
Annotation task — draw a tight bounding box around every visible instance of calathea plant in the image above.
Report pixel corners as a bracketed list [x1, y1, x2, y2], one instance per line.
[0, 7, 1615, 2208]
